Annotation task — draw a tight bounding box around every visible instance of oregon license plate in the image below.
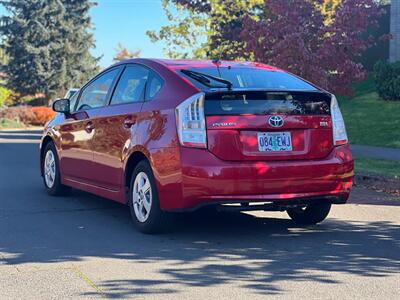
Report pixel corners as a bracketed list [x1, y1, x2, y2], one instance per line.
[258, 132, 292, 152]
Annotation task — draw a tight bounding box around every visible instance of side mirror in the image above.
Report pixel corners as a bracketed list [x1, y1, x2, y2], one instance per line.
[52, 98, 70, 114]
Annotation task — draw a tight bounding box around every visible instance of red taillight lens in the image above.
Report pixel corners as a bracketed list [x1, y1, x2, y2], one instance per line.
[175, 93, 207, 148]
[331, 95, 348, 146]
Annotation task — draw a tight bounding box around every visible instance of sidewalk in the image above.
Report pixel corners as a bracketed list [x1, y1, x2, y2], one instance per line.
[351, 144, 400, 161]
[0, 127, 43, 132]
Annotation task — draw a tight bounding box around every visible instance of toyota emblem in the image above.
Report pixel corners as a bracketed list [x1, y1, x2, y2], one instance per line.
[268, 116, 284, 127]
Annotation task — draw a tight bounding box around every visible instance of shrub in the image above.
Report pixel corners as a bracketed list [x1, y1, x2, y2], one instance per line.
[0, 106, 35, 126]
[373, 61, 400, 101]
[0, 86, 11, 107]
[27, 97, 49, 106]
[0, 106, 55, 126]
[30, 106, 56, 125]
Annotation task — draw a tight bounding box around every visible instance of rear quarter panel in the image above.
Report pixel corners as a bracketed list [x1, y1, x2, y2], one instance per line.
[122, 61, 199, 207]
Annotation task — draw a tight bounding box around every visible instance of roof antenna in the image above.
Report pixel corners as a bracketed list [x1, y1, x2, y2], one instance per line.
[212, 58, 222, 77]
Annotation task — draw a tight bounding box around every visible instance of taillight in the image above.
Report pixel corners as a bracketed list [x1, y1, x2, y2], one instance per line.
[331, 95, 348, 146]
[176, 92, 207, 148]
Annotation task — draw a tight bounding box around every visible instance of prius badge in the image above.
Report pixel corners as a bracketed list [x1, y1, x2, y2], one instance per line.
[268, 116, 284, 128]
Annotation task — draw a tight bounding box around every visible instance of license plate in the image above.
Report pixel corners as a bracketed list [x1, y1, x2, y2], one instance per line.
[258, 132, 292, 152]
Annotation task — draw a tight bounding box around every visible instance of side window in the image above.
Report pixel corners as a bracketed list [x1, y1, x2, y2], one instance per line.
[145, 71, 163, 100]
[77, 68, 120, 111]
[110, 65, 149, 105]
[69, 90, 79, 112]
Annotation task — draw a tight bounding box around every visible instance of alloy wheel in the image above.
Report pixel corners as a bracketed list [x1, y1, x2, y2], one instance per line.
[44, 150, 56, 188]
[132, 172, 152, 223]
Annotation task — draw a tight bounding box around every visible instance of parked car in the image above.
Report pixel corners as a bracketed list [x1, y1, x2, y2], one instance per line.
[64, 88, 79, 99]
[40, 59, 354, 233]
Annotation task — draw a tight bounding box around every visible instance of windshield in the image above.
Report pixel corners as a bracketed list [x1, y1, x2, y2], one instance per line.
[181, 67, 317, 91]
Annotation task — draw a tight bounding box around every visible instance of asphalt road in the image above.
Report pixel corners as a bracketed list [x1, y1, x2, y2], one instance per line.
[0, 129, 399, 299]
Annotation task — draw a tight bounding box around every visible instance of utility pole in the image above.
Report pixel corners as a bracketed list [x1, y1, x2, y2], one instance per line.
[390, 0, 400, 62]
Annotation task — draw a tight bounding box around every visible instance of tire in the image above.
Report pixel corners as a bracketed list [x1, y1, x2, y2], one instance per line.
[287, 202, 331, 225]
[42, 142, 70, 196]
[128, 160, 172, 234]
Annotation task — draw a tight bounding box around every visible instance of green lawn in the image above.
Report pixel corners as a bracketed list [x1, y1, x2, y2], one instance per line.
[339, 78, 400, 149]
[355, 157, 400, 179]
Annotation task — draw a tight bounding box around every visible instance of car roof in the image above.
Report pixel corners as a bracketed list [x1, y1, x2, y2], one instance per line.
[112, 58, 283, 72]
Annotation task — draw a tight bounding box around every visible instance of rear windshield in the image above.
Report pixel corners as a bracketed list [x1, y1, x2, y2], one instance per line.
[181, 67, 317, 91]
[205, 91, 331, 116]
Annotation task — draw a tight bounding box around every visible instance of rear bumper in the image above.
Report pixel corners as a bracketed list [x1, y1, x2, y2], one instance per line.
[154, 144, 354, 211]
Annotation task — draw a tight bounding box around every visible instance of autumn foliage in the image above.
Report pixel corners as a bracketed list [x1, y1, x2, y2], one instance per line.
[167, 0, 384, 95]
[241, 0, 383, 95]
[0, 106, 55, 126]
[30, 106, 56, 125]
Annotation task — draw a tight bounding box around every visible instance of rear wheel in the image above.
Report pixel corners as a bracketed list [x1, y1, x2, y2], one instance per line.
[129, 160, 172, 234]
[42, 142, 70, 196]
[287, 203, 331, 225]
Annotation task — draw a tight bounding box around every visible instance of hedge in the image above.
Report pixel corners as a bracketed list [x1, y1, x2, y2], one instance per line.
[374, 60, 400, 101]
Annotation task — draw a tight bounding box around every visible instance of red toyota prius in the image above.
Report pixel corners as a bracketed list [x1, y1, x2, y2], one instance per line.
[40, 59, 354, 233]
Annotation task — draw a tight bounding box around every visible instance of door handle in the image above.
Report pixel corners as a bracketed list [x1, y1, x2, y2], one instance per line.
[123, 118, 136, 129]
[85, 121, 94, 133]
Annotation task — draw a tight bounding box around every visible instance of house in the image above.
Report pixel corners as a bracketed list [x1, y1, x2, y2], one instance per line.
[390, 0, 400, 62]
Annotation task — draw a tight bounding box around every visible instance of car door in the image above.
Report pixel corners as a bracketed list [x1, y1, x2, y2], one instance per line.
[90, 64, 151, 190]
[58, 67, 121, 184]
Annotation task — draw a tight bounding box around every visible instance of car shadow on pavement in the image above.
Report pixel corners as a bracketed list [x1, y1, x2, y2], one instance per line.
[1, 188, 399, 297]
[89, 214, 400, 297]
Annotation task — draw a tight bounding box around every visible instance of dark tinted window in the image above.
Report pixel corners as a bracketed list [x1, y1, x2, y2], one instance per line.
[111, 65, 149, 105]
[205, 91, 331, 116]
[78, 69, 120, 111]
[182, 67, 317, 91]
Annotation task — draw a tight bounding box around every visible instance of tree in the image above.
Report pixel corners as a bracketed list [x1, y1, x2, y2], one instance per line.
[146, 0, 209, 59]
[320, 0, 342, 24]
[62, 0, 99, 93]
[147, 0, 263, 60]
[113, 43, 141, 62]
[148, 0, 348, 60]
[0, 19, 8, 66]
[0, 0, 98, 100]
[152, 0, 383, 95]
[241, 0, 383, 95]
[203, 0, 264, 60]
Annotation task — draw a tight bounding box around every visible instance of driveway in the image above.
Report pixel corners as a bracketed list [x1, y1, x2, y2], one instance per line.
[0, 130, 399, 299]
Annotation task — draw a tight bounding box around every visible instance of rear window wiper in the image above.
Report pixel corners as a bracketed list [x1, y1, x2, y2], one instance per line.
[181, 69, 233, 90]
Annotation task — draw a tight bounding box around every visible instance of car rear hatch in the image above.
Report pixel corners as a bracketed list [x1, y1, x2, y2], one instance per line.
[205, 90, 333, 161]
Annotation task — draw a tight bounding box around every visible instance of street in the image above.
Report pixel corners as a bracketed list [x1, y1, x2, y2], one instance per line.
[0, 129, 399, 299]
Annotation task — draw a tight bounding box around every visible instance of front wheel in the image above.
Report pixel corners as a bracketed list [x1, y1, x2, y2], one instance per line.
[128, 160, 172, 234]
[42, 143, 70, 196]
[287, 203, 331, 225]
